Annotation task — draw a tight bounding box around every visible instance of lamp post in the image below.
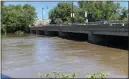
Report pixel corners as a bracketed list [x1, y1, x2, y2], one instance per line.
[42, 6, 48, 25]
[71, 1, 74, 25]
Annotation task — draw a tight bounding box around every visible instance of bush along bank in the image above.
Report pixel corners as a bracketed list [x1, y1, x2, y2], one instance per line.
[37, 71, 109, 79]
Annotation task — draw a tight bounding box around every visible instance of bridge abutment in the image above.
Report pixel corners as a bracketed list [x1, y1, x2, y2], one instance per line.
[36, 30, 39, 35]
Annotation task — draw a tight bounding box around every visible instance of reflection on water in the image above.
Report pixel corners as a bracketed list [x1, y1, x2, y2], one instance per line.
[2, 35, 128, 78]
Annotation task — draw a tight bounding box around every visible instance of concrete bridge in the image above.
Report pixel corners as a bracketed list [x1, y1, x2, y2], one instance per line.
[30, 23, 128, 44]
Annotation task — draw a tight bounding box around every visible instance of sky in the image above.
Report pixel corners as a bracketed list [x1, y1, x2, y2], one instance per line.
[4, 1, 128, 20]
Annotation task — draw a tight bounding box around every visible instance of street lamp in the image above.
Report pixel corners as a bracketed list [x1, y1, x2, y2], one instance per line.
[42, 6, 48, 20]
[42, 6, 48, 25]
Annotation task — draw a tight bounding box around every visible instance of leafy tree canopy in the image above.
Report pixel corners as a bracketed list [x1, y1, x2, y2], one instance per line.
[78, 1, 128, 22]
[49, 2, 84, 24]
[1, 2, 37, 33]
[49, 1, 128, 24]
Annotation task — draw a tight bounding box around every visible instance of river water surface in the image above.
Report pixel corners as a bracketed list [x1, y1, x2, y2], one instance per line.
[2, 35, 128, 78]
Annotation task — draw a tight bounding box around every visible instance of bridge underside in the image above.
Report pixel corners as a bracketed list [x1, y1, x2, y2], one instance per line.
[30, 29, 128, 49]
[30, 24, 128, 49]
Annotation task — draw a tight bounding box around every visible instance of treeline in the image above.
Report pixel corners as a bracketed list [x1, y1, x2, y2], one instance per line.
[49, 1, 128, 24]
[1, 1, 128, 34]
[1, 2, 37, 34]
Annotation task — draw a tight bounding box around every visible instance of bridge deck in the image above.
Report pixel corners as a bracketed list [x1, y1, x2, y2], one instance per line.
[30, 23, 128, 36]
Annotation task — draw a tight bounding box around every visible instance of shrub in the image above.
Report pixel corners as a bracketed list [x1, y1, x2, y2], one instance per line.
[86, 72, 109, 79]
[38, 71, 109, 78]
[15, 30, 24, 36]
[1, 24, 7, 35]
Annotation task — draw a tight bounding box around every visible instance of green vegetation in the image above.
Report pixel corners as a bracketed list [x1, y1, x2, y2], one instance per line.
[86, 72, 109, 79]
[1, 1, 128, 34]
[1, 24, 7, 35]
[38, 71, 109, 78]
[49, 2, 84, 24]
[1, 1, 37, 35]
[15, 30, 24, 36]
[78, 1, 121, 21]
[49, 1, 128, 24]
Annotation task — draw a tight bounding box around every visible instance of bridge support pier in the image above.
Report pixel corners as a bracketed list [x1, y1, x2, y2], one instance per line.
[44, 30, 49, 36]
[58, 31, 65, 37]
[36, 30, 39, 35]
[88, 32, 104, 44]
[30, 30, 36, 34]
[30, 29, 32, 34]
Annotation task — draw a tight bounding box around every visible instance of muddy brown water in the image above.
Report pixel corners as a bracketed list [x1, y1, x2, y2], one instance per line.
[2, 35, 128, 78]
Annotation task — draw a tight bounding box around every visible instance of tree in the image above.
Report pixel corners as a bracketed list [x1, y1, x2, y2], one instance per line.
[1, 3, 37, 33]
[120, 7, 128, 22]
[49, 2, 84, 24]
[22, 4, 37, 32]
[1, 1, 7, 34]
[78, 1, 121, 21]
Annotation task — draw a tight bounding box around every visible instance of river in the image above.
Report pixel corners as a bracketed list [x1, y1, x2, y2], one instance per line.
[2, 35, 128, 78]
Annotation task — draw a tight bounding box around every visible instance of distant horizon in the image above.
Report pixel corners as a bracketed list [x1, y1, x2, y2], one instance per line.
[4, 1, 128, 19]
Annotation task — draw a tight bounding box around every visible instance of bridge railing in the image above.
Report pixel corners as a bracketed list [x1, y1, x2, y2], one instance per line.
[108, 20, 128, 24]
[31, 21, 128, 27]
[48, 23, 128, 26]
